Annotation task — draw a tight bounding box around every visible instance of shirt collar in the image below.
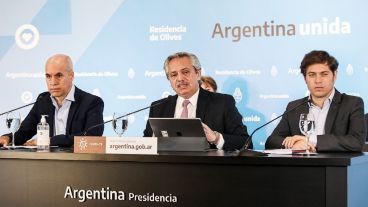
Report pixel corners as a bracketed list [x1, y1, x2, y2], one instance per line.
[308, 88, 335, 108]
[50, 85, 75, 108]
[65, 85, 76, 102]
[177, 88, 200, 107]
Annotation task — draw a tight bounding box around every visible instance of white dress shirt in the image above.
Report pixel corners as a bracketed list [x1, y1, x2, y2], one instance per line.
[50, 85, 75, 136]
[174, 88, 225, 149]
[308, 89, 335, 146]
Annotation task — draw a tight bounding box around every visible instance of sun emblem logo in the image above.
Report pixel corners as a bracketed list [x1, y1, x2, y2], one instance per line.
[79, 138, 88, 150]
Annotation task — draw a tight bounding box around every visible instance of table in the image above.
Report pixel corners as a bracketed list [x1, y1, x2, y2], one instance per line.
[0, 149, 367, 207]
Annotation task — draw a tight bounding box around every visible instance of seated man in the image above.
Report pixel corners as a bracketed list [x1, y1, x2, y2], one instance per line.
[0, 54, 104, 147]
[143, 52, 250, 151]
[265, 50, 366, 152]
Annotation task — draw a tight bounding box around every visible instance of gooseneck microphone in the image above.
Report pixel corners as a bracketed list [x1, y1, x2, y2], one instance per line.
[83, 96, 172, 135]
[0, 95, 43, 116]
[238, 97, 310, 156]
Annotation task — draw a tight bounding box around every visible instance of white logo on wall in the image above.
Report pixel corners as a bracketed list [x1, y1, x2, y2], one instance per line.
[128, 68, 135, 79]
[149, 25, 186, 41]
[15, 24, 40, 50]
[92, 89, 101, 97]
[346, 64, 354, 75]
[233, 88, 243, 103]
[288, 67, 300, 76]
[161, 91, 171, 98]
[270, 65, 278, 77]
[21, 91, 33, 104]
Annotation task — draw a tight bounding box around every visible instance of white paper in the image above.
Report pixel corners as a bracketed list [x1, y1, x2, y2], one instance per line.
[263, 149, 293, 155]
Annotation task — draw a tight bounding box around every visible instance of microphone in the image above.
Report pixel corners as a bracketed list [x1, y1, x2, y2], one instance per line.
[238, 97, 310, 156]
[0, 95, 43, 116]
[83, 95, 172, 135]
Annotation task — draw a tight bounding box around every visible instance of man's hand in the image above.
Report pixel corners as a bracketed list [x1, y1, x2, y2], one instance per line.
[24, 139, 37, 146]
[0, 136, 10, 146]
[282, 135, 317, 152]
[282, 135, 306, 149]
[202, 123, 220, 145]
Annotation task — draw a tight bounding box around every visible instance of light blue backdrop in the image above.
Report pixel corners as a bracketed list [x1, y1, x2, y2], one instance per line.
[1, 0, 367, 149]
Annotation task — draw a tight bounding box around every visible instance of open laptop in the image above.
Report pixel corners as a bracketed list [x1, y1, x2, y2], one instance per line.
[148, 118, 209, 151]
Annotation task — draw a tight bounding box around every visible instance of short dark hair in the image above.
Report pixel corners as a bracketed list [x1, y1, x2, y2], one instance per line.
[300, 50, 339, 77]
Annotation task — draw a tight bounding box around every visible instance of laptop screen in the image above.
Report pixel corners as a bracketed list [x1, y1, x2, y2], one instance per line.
[148, 118, 206, 138]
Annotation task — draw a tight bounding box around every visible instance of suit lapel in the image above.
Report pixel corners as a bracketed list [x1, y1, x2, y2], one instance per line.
[46, 97, 55, 137]
[164, 95, 177, 117]
[324, 90, 342, 133]
[196, 89, 210, 121]
[65, 87, 80, 134]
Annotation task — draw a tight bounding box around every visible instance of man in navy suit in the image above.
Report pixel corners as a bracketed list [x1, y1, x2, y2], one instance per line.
[143, 52, 249, 151]
[0, 54, 104, 147]
[266, 50, 366, 152]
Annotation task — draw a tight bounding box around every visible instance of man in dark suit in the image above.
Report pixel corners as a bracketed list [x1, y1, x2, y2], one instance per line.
[265, 50, 366, 152]
[0, 54, 104, 147]
[143, 52, 249, 151]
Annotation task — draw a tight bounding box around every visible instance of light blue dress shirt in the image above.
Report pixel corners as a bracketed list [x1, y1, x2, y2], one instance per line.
[50, 85, 75, 136]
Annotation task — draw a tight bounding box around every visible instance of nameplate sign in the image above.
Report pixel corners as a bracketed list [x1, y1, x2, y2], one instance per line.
[74, 136, 157, 154]
[106, 137, 157, 155]
[74, 136, 106, 154]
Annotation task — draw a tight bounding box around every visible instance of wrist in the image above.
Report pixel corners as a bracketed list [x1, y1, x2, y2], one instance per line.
[211, 131, 220, 145]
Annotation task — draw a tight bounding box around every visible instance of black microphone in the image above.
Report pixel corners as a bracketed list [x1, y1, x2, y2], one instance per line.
[238, 97, 310, 156]
[83, 95, 172, 135]
[0, 95, 43, 116]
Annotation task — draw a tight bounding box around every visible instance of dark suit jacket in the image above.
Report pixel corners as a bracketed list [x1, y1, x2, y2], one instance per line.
[9, 86, 104, 147]
[265, 90, 366, 152]
[143, 88, 250, 151]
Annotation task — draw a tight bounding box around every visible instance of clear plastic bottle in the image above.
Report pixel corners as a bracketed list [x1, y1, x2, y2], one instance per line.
[37, 115, 50, 152]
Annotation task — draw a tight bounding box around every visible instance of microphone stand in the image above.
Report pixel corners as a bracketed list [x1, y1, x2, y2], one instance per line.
[83, 98, 170, 135]
[0, 102, 35, 116]
[238, 116, 281, 157]
[238, 98, 309, 156]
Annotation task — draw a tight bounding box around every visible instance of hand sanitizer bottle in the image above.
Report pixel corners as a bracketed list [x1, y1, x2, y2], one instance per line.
[37, 115, 50, 151]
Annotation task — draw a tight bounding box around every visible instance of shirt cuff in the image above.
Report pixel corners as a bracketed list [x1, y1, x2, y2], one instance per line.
[216, 133, 225, 149]
[309, 134, 317, 146]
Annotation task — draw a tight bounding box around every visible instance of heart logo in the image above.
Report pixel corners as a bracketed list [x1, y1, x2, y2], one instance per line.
[15, 24, 40, 50]
[21, 32, 33, 42]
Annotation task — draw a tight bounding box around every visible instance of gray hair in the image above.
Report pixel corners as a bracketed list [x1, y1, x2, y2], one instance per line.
[163, 52, 201, 79]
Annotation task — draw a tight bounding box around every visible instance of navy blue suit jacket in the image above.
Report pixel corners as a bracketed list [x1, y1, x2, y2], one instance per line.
[265, 90, 366, 152]
[10, 86, 104, 147]
[143, 88, 250, 151]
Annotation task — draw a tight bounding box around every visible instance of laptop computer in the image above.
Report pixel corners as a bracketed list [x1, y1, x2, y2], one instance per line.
[148, 118, 209, 151]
